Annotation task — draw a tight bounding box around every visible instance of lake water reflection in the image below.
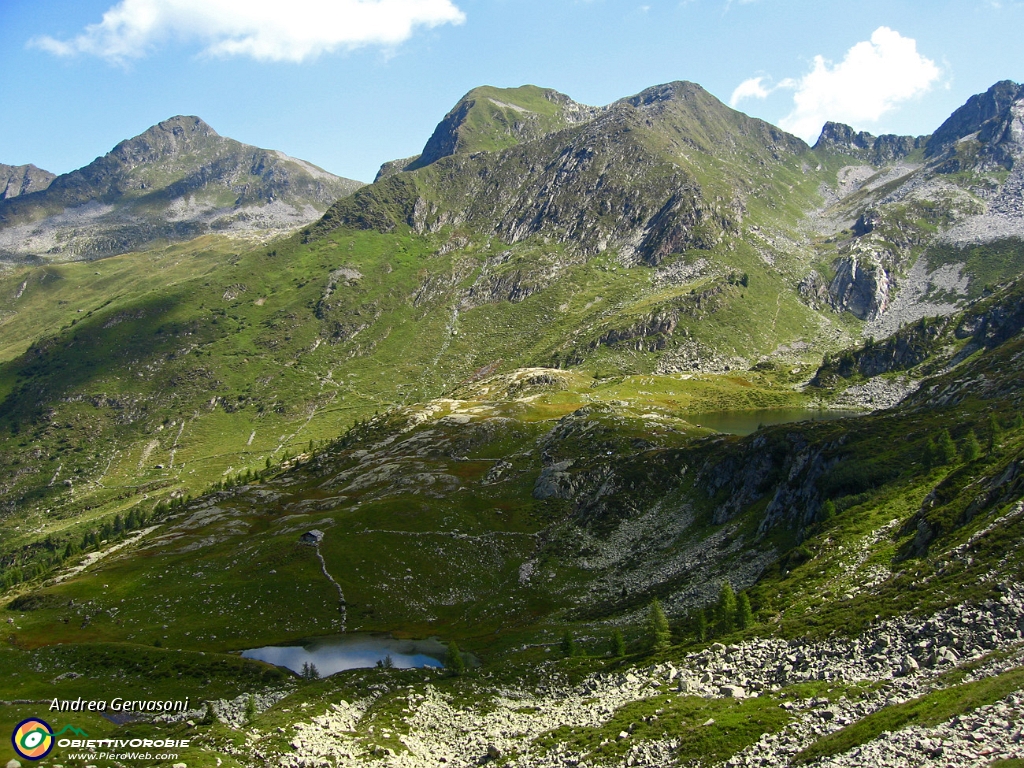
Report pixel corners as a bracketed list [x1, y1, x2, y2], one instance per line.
[243, 634, 446, 676]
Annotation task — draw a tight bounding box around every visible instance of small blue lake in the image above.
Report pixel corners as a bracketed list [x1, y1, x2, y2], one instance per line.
[688, 408, 858, 436]
[243, 634, 446, 676]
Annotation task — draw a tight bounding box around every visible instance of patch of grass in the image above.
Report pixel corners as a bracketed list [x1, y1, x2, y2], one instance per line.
[795, 666, 1024, 763]
[535, 692, 791, 764]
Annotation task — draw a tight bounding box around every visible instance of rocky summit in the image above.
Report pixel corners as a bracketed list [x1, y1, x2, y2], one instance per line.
[0, 116, 363, 263]
[0, 79, 1023, 768]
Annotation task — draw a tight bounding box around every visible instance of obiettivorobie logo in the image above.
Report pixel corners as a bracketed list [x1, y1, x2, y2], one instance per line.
[11, 718, 88, 761]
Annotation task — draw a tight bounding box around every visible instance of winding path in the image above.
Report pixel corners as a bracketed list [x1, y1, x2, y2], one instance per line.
[313, 536, 347, 631]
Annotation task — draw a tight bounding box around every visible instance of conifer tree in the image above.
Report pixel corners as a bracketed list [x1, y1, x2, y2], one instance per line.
[988, 413, 1002, 453]
[560, 630, 577, 657]
[937, 428, 959, 465]
[694, 609, 708, 643]
[717, 581, 738, 635]
[648, 599, 671, 652]
[737, 592, 753, 630]
[610, 629, 626, 658]
[445, 641, 465, 676]
[963, 430, 981, 462]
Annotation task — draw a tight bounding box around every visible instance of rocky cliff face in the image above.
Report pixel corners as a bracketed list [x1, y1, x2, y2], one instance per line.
[828, 249, 892, 320]
[0, 116, 363, 262]
[926, 80, 1024, 170]
[0, 163, 55, 199]
[813, 122, 926, 164]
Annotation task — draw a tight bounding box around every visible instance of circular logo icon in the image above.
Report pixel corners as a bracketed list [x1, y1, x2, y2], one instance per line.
[12, 718, 54, 761]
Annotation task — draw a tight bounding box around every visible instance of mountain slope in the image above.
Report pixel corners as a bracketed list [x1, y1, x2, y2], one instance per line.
[319, 81, 812, 266]
[0, 116, 363, 262]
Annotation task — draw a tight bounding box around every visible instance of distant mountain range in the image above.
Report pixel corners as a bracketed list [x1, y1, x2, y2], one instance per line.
[0, 116, 363, 262]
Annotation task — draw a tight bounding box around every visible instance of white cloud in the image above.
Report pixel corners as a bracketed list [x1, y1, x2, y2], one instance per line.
[729, 76, 770, 106]
[30, 0, 466, 63]
[729, 75, 797, 107]
[731, 27, 941, 143]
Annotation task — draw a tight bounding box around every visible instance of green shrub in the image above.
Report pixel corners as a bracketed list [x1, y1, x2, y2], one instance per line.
[819, 499, 836, 522]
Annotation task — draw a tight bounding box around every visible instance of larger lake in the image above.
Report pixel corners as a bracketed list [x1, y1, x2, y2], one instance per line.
[243, 634, 446, 677]
[688, 408, 857, 436]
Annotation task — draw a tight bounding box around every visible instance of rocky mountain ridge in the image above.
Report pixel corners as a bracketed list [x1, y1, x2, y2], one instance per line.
[0, 116, 363, 262]
[0, 162, 56, 200]
[319, 79, 1024, 343]
[316, 81, 809, 272]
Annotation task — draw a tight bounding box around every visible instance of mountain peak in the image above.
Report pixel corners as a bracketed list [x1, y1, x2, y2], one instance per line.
[405, 85, 594, 171]
[618, 80, 707, 108]
[0, 116, 362, 262]
[925, 80, 1024, 167]
[110, 115, 221, 167]
[0, 163, 56, 200]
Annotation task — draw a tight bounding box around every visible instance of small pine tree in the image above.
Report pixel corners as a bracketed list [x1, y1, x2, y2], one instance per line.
[937, 428, 959, 465]
[648, 599, 671, 652]
[560, 630, 577, 658]
[201, 701, 216, 725]
[737, 592, 754, 630]
[988, 413, 1002, 453]
[244, 694, 257, 724]
[963, 430, 982, 462]
[610, 629, 626, 658]
[445, 642, 465, 676]
[717, 582, 738, 635]
[693, 609, 708, 643]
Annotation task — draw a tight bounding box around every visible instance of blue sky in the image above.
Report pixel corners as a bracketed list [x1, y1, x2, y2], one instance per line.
[1, 0, 1022, 183]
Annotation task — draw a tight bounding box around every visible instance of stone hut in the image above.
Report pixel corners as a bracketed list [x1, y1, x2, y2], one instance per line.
[301, 529, 325, 545]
